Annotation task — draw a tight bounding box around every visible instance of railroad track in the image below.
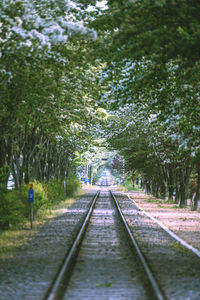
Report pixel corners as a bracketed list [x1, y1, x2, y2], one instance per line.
[45, 190, 165, 300]
[97, 177, 113, 186]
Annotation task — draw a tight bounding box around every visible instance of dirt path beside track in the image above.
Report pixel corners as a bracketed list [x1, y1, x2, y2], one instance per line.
[128, 191, 200, 251]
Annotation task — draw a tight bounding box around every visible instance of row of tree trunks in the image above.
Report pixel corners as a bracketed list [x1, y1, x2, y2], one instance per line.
[140, 161, 200, 210]
[0, 126, 75, 189]
[191, 163, 200, 210]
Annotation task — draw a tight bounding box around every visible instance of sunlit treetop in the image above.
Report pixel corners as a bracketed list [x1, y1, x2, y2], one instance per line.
[0, 0, 97, 62]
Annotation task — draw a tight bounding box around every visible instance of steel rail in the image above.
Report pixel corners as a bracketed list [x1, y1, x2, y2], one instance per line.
[45, 191, 100, 300]
[110, 190, 166, 300]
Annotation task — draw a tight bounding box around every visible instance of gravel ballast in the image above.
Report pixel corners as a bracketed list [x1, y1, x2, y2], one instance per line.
[115, 191, 200, 300]
[1, 188, 200, 300]
[0, 191, 96, 300]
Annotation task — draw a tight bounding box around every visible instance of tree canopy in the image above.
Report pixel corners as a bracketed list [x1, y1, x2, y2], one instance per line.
[1, 0, 200, 209]
[0, 0, 105, 188]
[92, 0, 200, 208]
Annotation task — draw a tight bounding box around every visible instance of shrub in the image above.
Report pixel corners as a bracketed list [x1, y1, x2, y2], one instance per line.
[46, 178, 65, 205]
[30, 181, 48, 213]
[0, 181, 48, 230]
[121, 174, 141, 191]
[0, 176, 81, 230]
[0, 190, 27, 229]
[65, 174, 81, 197]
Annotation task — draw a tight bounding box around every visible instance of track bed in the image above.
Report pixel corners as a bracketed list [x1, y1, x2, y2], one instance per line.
[62, 191, 150, 299]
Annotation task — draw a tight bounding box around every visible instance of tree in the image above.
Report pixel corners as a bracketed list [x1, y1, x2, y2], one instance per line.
[90, 1, 200, 208]
[0, 0, 106, 188]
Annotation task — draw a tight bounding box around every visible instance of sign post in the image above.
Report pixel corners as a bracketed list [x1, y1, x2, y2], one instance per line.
[28, 184, 34, 229]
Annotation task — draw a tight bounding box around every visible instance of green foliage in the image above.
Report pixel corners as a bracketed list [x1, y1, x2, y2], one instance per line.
[0, 181, 49, 229]
[147, 198, 160, 203]
[0, 178, 80, 230]
[120, 181, 133, 192]
[96, 282, 113, 287]
[120, 174, 141, 191]
[0, 1, 106, 190]
[96, 0, 200, 63]
[172, 241, 191, 253]
[0, 190, 27, 229]
[0, 167, 9, 195]
[45, 178, 65, 205]
[1, 0, 199, 212]
[30, 181, 48, 212]
[65, 174, 81, 197]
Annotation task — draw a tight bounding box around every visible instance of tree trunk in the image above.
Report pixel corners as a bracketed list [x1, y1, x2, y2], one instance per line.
[11, 162, 19, 189]
[160, 181, 167, 200]
[179, 185, 187, 207]
[24, 155, 30, 184]
[179, 169, 187, 207]
[145, 181, 151, 194]
[179, 166, 191, 208]
[175, 186, 180, 203]
[168, 166, 174, 201]
[192, 165, 200, 210]
[132, 170, 135, 188]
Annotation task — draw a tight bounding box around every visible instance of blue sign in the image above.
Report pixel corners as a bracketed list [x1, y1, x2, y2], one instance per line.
[28, 189, 34, 203]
